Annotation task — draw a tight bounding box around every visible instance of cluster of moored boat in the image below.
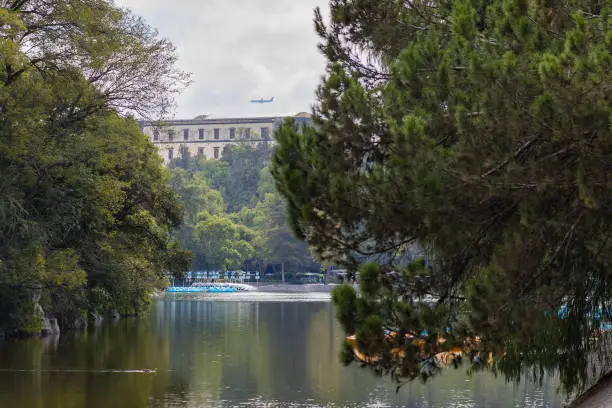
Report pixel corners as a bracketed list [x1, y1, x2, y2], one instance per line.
[166, 283, 257, 293]
[346, 330, 468, 369]
[167, 286, 238, 293]
[347, 305, 612, 369]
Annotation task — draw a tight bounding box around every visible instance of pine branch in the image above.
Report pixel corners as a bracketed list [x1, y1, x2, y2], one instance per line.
[480, 138, 539, 179]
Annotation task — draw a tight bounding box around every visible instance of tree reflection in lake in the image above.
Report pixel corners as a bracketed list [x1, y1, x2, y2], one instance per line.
[0, 298, 565, 407]
[0, 316, 173, 408]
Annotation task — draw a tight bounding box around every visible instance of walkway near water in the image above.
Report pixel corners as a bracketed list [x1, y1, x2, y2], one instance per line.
[570, 372, 612, 407]
[256, 283, 338, 293]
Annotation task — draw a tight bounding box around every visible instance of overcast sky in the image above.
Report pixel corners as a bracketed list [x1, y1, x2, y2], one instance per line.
[114, 0, 329, 119]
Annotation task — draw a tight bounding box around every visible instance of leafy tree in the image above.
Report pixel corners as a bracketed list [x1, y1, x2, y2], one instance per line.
[169, 167, 225, 269]
[0, 0, 189, 335]
[169, 147, 321, 276]
[219, 143, 273, 212]
[193, 213, 255, 270]
[173, 143, 271, 212]
[257, 165, 277, 197]
[175, 145, 193, 170]
[272, 0, 612, 394]
[182, 156, 230, 190]
[3, 0, 190, 118]
[253, 192, 319, 278]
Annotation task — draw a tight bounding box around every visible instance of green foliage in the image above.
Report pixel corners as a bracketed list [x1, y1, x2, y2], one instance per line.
[174, 143, 273, 212]
[331, 285, 358, 334]
[193, 213, 255, 270]
[2, 0, 190, 118]
[0, 0, 188, 335]
[272, 0, 612, 394]
[218, 143, 273, 212]
[169, 144, 321, 275]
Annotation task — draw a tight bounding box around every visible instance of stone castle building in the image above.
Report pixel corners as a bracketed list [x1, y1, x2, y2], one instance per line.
[139, 112, 312, 165]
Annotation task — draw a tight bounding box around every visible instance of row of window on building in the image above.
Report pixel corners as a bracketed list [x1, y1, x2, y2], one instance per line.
[167, 146, 220, 161]
[153, 127, 270, 142]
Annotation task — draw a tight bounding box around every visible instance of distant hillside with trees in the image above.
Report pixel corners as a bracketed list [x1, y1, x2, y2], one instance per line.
[169, 142, 321, 280]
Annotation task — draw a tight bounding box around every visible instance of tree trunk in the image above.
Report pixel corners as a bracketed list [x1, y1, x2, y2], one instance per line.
[281, 262, 285, 283]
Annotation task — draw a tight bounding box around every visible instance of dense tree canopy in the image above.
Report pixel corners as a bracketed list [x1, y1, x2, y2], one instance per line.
[272, 0, 612, 394]
[0, 0, 189, 335]
[1, 0, 190, 118]
[170, 144, 320, 277]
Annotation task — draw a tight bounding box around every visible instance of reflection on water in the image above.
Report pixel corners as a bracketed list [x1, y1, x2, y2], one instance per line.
[162, 291, 333, 302]
[0, 295, 566, 407]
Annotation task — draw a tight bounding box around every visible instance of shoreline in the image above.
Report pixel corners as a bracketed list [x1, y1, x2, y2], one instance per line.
[6, 288, 610, 407]
[567, 371, 612, 407]
[255, 283, 338, 293]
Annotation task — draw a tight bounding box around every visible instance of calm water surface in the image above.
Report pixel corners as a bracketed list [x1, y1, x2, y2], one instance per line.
[0, 293, 566, 407]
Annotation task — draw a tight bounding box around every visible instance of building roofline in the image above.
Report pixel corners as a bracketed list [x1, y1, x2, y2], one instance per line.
[138, 115, 300, 127]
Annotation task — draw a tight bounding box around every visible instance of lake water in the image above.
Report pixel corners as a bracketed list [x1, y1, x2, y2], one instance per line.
[0, 293, 566, 407]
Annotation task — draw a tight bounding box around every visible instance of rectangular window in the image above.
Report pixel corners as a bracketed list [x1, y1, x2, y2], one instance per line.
[153, 129, 159, 141]
[229, 128, 235, 139]
[168, 129, 175, 141]
[214, 128, 220, 139]
[198, 147, 204, 156]
[198, 129, 204, 140]
[244, 128, 251, 139]
[183, 129, 189, 140]
[213, 147, 220, 159]
[261, 127, 270, 140]
[168, 148, 174, 161]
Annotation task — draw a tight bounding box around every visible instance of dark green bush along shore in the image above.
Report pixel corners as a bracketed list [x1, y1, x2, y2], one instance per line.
[0, 0, 191, 336]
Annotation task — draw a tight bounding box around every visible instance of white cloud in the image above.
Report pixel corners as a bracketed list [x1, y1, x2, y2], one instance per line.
[114, 0, 329, 119]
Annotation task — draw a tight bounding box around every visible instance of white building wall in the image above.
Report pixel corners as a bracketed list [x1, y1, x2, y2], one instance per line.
[140, 117, 281, 165]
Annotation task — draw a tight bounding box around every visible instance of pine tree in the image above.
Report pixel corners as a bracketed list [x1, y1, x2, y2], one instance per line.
[272, 0, 612, 394]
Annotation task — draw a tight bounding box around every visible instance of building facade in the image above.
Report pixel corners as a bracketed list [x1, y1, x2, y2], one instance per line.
[139, 113, 312, 165]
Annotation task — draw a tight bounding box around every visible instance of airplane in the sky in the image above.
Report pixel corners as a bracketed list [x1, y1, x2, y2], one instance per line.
[250, 97, 275, 104]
